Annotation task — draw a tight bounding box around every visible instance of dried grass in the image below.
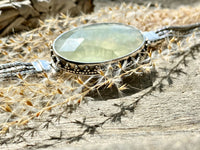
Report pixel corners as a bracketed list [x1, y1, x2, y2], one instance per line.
[0, 2, 200, 141]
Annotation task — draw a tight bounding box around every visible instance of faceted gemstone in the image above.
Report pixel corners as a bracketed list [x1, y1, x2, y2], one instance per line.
[54, 23, 144, 63]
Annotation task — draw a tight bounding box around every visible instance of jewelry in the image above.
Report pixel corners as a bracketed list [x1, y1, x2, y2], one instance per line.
[0, 22, 200, 78]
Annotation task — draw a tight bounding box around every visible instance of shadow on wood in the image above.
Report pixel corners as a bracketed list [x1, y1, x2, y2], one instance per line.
[87, 70, 157, 100]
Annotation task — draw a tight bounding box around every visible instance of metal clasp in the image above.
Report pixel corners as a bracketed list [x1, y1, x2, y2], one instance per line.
[142, 31, 162, 42]
[32, 60, 51, 72]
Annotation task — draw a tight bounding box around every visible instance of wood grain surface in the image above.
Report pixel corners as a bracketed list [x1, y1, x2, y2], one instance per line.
[0, 1, 200, 150]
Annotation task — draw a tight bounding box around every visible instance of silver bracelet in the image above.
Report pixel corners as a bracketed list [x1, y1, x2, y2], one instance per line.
[0, 22, 199, 78]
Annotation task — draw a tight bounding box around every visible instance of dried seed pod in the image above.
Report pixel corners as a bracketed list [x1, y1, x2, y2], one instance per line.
[0, 92, 4, 97]
[43, 72, 48, 78]
[57, 88, 63, 94]
[76, 77, 84, 85]
[20, 120, 29, 125]
[168, 45, 172, 50]
[0, 126, 9, 134]
[99, 70, 105, 76]
[36, 112, 41, 117]
[118, 62, 122, 69]
[119, 84, 127, 91]
[5, 104, 12, 112]
[2, 51, 8, 55]
[107, 82, 114, 88]
[26, 100, 33, 106]
[170, 37, 176, 43]
[17, 73, 23, 80]
[148, 51, 152, 57]
[158, 49, 162, 54]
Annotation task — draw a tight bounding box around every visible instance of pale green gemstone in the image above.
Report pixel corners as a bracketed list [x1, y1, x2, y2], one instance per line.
[54, 23, 144, 63]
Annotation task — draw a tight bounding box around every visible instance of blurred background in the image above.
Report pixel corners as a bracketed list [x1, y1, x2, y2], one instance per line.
[0, 0, 199, 36]
[94, 0, 200, 10]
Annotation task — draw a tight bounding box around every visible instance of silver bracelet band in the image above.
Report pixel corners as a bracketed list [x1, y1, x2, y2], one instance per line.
[143, 23, 200, 42]
[0, 60, 51, 79]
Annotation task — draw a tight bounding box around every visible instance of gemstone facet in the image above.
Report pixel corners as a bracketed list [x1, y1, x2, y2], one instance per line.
[54, 23, 144, 63]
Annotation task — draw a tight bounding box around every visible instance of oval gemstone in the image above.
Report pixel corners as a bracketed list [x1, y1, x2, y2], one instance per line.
[53, 23, 144, 63]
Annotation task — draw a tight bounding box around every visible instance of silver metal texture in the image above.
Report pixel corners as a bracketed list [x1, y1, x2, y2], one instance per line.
[51, 23, 146, 75]
[0, 60, 51, 79]
[31, 60, 51, 72]
[0, 22, 200, 78]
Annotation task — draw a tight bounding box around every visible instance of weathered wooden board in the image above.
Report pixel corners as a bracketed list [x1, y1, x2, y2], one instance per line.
[0, 0, 200, 150]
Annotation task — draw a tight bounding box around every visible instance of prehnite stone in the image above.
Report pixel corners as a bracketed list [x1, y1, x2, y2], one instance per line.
[54, 23, 144, 63]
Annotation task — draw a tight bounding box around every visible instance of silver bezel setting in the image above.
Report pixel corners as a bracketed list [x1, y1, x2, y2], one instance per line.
[51, 23, 146, 75]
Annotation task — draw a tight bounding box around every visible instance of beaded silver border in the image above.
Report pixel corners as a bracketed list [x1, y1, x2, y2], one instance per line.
[51, 23, 146, 75]
[50, 44, 146, 75]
